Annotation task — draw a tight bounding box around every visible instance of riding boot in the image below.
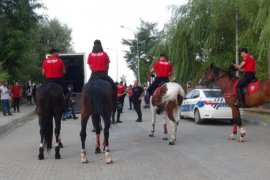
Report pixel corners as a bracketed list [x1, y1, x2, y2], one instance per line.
[236, 88, 245, 108]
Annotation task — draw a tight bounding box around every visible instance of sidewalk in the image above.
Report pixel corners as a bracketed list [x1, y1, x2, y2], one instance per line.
[0, 104, 36, 135]
[244, 107, 270, 114]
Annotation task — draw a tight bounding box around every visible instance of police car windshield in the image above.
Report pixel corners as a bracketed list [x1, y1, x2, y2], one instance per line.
[203, 90, 223, 98]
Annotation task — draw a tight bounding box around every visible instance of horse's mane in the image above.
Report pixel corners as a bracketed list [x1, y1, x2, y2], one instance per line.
[211, 64, 237, 79]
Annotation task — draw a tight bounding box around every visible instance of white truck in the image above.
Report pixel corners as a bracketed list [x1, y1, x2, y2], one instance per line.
[46, 53, 88, 112]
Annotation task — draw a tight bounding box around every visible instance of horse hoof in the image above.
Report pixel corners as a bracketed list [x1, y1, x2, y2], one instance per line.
[59, 142, 63, 148]
[95, 147, 101, 154]
[106, 159, 113, 164]
[105, 153, 113, 164]
[38, 154, 44, 160]
[238, 137, 245, 142]
[163, 137, 168, 140]
[81, 158, 89, 163]
[169, 141, 175, 145]
[228, 134, 235, 140]
[55, 154, 61, 159]
[149, 133, 154, 137]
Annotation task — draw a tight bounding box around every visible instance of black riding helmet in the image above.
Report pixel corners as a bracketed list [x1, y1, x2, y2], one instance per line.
[49, 48, 59, 54]
[238, 47, 248, 55]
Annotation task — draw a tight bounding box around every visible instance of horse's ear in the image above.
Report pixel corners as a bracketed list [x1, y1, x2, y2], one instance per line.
[210, 63, 214, 68]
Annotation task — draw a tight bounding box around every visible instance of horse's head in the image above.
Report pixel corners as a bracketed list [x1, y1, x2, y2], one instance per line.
[199, 64, 220, 86]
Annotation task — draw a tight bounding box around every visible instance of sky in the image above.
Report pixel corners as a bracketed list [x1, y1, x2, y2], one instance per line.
[39, 0, 186, 84]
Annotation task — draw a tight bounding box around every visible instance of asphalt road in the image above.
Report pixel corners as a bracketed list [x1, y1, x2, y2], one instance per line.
[0, 101, 270, 180]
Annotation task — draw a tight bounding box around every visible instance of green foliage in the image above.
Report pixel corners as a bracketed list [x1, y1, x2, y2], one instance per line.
[0, 0, 73, 83]
[151, 0, 270, 84]
[122, 20, 158, 83]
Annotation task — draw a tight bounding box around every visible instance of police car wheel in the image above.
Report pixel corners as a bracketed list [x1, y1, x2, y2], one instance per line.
[194, 109, 203, 124]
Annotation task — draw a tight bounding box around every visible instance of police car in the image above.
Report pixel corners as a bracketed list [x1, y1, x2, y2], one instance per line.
[180, 88, 236, 124]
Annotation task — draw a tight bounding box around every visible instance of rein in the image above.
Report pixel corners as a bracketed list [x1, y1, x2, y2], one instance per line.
[208, 68, 238, 98]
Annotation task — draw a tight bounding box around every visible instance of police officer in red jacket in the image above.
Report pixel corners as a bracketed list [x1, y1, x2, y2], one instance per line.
[42, 48, 68, 95]
[88, 40, 116, 90]
[234, 47, 256, 108]
[146, 54, 173, 98]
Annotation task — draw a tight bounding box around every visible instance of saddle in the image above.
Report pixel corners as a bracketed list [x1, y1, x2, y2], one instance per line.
[233, 78, 259, 95]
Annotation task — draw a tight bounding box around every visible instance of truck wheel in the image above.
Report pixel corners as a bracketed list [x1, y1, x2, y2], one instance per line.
[194, 109, 203, 124]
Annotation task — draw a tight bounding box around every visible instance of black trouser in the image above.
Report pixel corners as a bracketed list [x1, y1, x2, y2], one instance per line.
[128, 96, 133, 109]
[118, 94, 125, 112]
[13, 98, 20, 112]
[45, 78, 68, 95]
[133, 99, 142, 120]
[89, 71, 116, 90]
[147, 77, 169, 95]
[236, 72, 256, 103]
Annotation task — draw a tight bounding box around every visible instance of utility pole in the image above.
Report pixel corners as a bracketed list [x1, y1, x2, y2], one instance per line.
[235, 7, 239, 77]
[121, 25, 141, 84]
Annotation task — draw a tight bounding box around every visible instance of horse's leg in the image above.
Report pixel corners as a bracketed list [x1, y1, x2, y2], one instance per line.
[228, 106, 239, 140]
[149, 99, 156, 137]
[80, 104, 90, 163]
[92, 114, 102, 154]
[103, 114, 113, 164]
[162, 112, 168, 140]
[38, 119, 45, 160]
[236, 109, 246, 142]
[54, 113, 62, 159]
[167, 101, 179, 145]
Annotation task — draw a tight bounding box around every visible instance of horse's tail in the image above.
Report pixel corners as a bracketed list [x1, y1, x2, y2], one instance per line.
[41, 88, 53, 151]
[89, 83, 111, 118]
[177, 84, 185, 105]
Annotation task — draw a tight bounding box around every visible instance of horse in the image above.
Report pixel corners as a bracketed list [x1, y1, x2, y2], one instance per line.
[80, 79, 113, 164]
[149, 82, 185, 145]
[35, 82, 64, 160]
[200, 64, 270, 142]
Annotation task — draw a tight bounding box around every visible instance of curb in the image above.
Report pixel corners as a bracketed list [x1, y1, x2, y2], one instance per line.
[244, 108, 270, 115]
[0, 111, 36, 135]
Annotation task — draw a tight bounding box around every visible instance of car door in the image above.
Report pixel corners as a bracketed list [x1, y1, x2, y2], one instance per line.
[181, 90, 195, 118]
[188, 90, 201, 118]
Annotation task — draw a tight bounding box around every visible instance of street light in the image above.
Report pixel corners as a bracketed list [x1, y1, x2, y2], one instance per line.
[106, 48, 119, 82]
[120, 25, 140, 84]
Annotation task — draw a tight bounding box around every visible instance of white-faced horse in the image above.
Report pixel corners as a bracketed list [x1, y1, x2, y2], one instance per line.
[149, 82, 185, 145]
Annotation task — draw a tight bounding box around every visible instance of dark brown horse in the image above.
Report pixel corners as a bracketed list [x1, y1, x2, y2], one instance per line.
[36, 82, 64, 160]
[200, 64, 270, 142]
[80, 79, 113, 164]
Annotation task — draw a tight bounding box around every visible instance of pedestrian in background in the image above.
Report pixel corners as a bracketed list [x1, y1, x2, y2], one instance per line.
[11, 82, 22, 113]
[117, 81, 126, 113]
[0, 81, 12, 116]
[26, 84, 33, 105]
[127, 84, 133, 110]
[62, 84, 78, 120]
[32, 83, 37, 104]
[132, 80, 144, 122]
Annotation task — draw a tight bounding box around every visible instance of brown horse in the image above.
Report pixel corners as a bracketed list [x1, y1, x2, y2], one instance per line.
[149, 82, 185, 145]
[36, 82, 64, 160]
[200, 64, 270, 142]
[80, 79, 113, 164]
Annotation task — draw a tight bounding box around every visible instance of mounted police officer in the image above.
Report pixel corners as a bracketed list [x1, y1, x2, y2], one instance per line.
[234, 47, 256, 108]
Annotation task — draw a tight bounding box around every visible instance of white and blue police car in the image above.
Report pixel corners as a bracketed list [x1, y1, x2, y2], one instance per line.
[180, 88, 236, 124]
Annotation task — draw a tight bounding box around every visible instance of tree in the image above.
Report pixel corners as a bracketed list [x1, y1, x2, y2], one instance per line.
[0, 0, 42, 81]
[122, 20, 158, 83]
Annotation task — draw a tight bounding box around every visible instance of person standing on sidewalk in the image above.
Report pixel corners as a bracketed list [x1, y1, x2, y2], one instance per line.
[132, 80, 144, 122]
[127, 85, 133, 110]
[0, 81, 12, 116]
[117, 81, 126, 113]
[11, 82, 22, 113]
